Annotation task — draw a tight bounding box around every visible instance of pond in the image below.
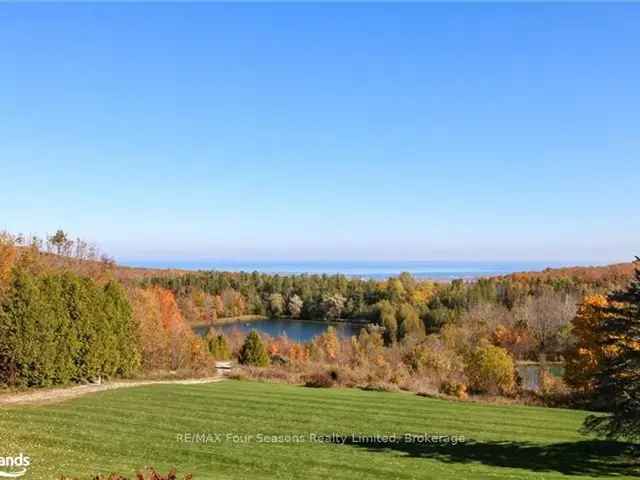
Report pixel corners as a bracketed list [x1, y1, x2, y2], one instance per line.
[516, 363, 565, 391]
[195, 318, 366, 342]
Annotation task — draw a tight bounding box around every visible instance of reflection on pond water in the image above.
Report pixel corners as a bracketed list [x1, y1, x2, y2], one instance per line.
[195, 317, 366, 343]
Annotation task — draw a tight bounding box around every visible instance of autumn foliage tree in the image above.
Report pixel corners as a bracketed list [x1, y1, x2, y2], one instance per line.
[491, 324, 534, 361]
[0, 233, 17, 294]
[564, 294, 614, 394]
[397, 303, 424, 341]
[268, 293, 285, 317]
[129, 287, 168, 371]
[465, 344, 516, 396]
[377, 300, 398, 345]
[287, 294, 303, 318]
[313, 326, 339, 361]
[129, 287, 205, 371]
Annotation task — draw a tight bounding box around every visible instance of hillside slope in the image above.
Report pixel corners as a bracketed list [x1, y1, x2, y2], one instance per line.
[1, 381, 637, 479]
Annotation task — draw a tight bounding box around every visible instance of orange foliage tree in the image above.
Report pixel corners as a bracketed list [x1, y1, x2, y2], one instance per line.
[564, 294, 616, 393]
[130, 286, 209, 371]
[0, 234, 17, 293]
[491, 324, 534, 360]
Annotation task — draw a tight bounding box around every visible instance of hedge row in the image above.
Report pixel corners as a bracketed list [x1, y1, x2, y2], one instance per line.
[0, 269, 140, 387]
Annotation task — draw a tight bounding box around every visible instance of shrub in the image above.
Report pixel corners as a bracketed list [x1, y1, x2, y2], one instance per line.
[400, 376, 439, 396]
[538, 367, 569, 405]
[360, 382, 399, 393]
[241, 365, 302, 384]
[239, 331, 269, 367]
[303, 371, 335, 388]
[440, 380, 468, 400]
[227, 370, 248, 381]
[464, 345, 516, 396]
[388, 364, 412, 386]
[60, 468, 192, 480]
[351, 325, 385, 367]
[288, 343, 309, 363]
[318, 365, 364, 388]
[208, 334, 231, 360]
[313, 326, 339, 361]
[405, 337, 464, 381]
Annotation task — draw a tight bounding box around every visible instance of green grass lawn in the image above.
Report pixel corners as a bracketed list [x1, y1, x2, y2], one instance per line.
[0, 381, 637, 479]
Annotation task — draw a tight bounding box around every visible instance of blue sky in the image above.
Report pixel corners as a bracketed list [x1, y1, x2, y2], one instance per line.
[1, 3, 638, 264]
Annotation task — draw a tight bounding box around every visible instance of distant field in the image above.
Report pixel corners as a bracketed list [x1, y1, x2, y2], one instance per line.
[0, 381, 637, 479]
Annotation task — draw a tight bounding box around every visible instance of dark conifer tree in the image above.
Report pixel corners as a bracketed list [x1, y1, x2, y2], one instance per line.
[239, 330, 269, 367]
[584, 258, 640, 440]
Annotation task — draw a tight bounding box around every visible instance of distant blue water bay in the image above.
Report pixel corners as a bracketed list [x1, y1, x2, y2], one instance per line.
[195, 318, 364, 343]
[125, 260, 580, 280]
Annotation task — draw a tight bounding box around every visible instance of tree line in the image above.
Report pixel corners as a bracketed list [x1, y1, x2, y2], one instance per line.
[143, 268, 627, 361]
[0, 231, 211, 387]
[0, 268, 138, 387]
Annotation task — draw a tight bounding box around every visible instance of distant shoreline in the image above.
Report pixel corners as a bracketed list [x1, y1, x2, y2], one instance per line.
[191, 315, 268, 329]
[191, 315, 372, 330]
[119, 259, 604, 281]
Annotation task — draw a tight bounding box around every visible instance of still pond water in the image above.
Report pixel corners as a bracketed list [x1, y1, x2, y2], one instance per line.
[196, 318, 364, 342]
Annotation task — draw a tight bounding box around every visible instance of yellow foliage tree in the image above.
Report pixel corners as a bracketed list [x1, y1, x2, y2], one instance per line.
[314, 326, 339, 361]
[464, 344, 516, 396]
[0, 238, 17, 293]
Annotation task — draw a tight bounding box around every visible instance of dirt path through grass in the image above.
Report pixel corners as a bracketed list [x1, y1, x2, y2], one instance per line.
[0, 376, 223, 406]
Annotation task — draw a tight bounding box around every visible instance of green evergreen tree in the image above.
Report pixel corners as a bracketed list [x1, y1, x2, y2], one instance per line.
[0, 268, 141, 387]
[62, 274, 108, 380]
[239, 330, 269, 366]
[0, 269, 47, 386]
[0, 270, 79, 386]
[102, 281, 140, 377]
[584, 259, 640, 440]
[49, 229, 68, 255]
[40, 275, 79, 384]
[208, 334, 231, 360]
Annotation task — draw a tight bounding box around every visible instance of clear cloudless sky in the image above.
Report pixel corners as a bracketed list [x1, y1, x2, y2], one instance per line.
[1, 3, 639, 264]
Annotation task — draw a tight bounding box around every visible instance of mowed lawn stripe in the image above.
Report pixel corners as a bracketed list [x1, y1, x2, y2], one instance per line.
[0, 380, 635, 480]
[5, 386, 583, 446]
[2, 415, 456, 480]
[71, 383, 588, 439]
[21, 391, 581, 443]
[139, 384, 590, 439]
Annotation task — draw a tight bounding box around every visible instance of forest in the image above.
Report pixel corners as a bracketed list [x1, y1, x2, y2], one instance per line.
[1, 230, 638, 440]
[143, 264, 631, 362]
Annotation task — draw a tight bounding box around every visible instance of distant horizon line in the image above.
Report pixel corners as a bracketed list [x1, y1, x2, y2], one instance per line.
[118, 258, 621, 265]
[117, 258, 626, 271]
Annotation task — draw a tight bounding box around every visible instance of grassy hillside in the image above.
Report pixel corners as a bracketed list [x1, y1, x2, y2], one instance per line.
[0, 381, 637, 479]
